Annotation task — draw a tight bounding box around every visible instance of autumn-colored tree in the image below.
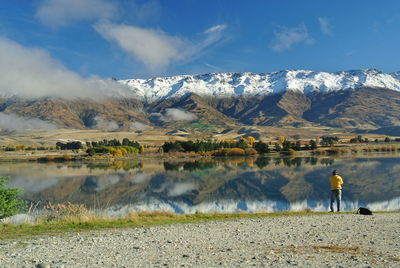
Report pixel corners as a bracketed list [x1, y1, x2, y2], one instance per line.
[246, 136, 256, 146]
[278, 136, 286, 144]
[228, 148, 246, 156]
[119, 147, 128, 156]
[139, 145, 145, 153]
[15, 144, 25, 151]
[244, 148, 257, 155]
[224, 138, 234, 144]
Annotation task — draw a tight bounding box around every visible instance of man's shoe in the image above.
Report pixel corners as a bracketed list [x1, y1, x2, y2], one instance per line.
[329, 210, 334, 212]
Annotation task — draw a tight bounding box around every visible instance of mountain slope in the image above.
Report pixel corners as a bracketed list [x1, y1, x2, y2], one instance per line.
[304, 87, 400, 128]
[0, 97, 147, 129]
[2, 69, 400, 133]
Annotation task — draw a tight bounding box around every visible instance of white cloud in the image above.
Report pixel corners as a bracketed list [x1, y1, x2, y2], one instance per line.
[36, 0, 116, 27]
[94, 22, 227, 72]
[94, 116, 119, 131]
[271, 24, 314, 52]
[130, 121, 151, 131]
[318, 17, 332, 35]
[0, 37, 131, 99]
[0, 113, 56, 132]
[150, 108, 197, 122]
[204, 24, 227, 34]
[95, 23, 185, 71]
[163, 108, 197, 122]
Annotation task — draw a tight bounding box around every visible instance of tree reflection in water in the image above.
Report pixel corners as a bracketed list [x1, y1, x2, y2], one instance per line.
[163, 157, 333, 172]
[4, 155, 400, 213]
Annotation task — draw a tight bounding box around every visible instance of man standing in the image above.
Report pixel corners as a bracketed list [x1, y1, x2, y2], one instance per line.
[329, 170, 344, 212]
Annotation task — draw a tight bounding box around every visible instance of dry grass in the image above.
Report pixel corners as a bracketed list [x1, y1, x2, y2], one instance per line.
[311, 245, 359, 253]
[311, 144, 400, 156]
[41, 202, 95, 222]
[274, 244, 361, 255]
[125, 211, 176, 221]
[0, 208, 328, 239]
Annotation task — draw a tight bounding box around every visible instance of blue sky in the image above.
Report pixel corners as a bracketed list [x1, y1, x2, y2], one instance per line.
[1, 0, 400, 80]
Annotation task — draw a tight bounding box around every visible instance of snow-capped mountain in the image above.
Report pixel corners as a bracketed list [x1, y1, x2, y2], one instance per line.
[3, 69, 400, 132]
[119, 69, 400, 102]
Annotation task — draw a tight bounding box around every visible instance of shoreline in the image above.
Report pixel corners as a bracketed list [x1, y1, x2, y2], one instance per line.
[1, 146, 400, 163]
[1, 212, 399, 267]
[1, 211, 399, 240]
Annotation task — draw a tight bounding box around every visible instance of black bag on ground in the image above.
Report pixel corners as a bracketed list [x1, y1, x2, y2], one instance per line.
[356, 207, 372, 215]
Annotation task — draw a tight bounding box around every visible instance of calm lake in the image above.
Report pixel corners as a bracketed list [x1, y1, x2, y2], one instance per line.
[2, 154, 400, 215]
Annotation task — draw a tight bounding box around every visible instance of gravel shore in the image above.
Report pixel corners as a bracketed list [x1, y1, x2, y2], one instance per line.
[1, 213, 399, 267]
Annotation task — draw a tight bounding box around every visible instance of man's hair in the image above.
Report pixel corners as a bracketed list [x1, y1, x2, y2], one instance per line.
[332, 170, 337, 175]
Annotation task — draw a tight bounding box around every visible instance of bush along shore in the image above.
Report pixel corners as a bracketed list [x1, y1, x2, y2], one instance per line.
[2, 135, 400, 162]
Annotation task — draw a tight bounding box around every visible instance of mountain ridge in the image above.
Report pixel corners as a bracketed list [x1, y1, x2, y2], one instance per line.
[119, 69, 400, 102]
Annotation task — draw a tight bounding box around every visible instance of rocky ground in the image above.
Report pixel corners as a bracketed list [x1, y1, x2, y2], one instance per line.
[0, 213, 399, 267]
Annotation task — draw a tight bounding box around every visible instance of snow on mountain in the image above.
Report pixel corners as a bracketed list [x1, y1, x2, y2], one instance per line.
[391, 71, 400, 80]
[119, 69, 400, 102]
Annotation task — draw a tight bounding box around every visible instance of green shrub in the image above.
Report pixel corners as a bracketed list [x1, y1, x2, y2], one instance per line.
[0, 177, 24, 220]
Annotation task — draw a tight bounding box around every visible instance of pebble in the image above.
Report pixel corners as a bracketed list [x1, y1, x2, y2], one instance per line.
[0, 214, 399, 267]
[36, 264, 51, 268]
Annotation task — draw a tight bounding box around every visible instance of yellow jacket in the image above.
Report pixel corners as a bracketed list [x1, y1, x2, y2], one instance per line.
[329, 175, 344, 190]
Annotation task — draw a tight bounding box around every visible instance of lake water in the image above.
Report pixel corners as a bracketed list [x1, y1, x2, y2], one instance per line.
[2, 154, 400, 215]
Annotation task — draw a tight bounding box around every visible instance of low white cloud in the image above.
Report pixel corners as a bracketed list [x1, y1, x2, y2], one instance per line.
[0, 113, 56, 132]
[36, 0, 117, 27]
[271, 24, 314, 52]
[164, 108, 197, 121]
[130, 121, 151, 131]
[0, 37, 131, 99]
[94, 116, 119, 131]
[151, 109, 197, 122]
[94, 22, 227, 72]
[318, 17, 332, 35]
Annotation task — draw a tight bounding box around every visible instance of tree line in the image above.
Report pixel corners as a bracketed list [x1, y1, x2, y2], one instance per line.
[55, 138, 143, 157]
[85, 138, 142, 157]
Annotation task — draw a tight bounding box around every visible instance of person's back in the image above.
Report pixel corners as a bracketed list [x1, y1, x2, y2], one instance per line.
[329, 170, 344, 212]
[329, 174, 343, 190]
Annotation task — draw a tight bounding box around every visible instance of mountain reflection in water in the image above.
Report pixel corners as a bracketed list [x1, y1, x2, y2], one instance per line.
[3, 155, 400, 214]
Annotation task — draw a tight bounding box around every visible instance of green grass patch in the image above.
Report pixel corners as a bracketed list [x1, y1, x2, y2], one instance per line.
[190, 122, 216, 132]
